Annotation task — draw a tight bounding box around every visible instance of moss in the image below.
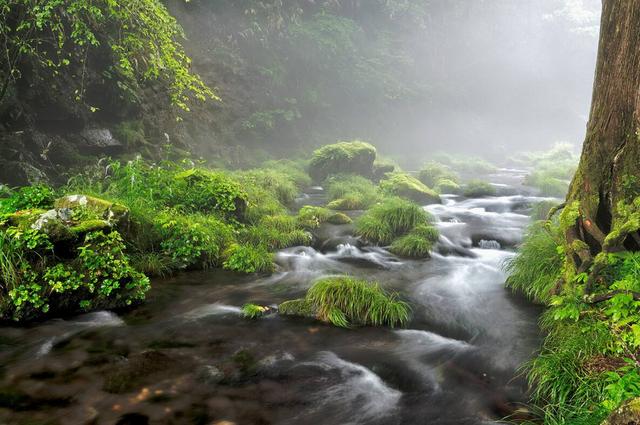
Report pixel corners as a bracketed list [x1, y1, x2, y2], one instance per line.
[378, 172, 440, 204]
[278, 298, 316, 317]
[571, 239, 589, 252]
[4, 208, 48, 229]
[54, 195, 129, 224]
[308, 141, 377, 182]
[463, 180, 496, 198]
[325, 174, 379, 210]
[327, 212, 352, 225]
[560, 201, 581, 231]
[602, 397, 640, 425]
[68, 219, 111, 235]
[434, 178, 461, 194]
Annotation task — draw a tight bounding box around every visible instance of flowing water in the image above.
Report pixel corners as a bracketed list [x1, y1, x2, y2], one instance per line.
[0, 168, 548, 425]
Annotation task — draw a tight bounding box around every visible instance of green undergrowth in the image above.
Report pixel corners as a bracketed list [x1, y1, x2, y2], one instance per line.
[0, 156, 318, 321]
[279, 276, 410, 328]
[378, 172, 440, 204]
[418, 161, 460, 188]
[505, 215, 640, 423]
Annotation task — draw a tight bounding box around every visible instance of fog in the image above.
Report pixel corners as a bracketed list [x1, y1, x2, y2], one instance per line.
[168, 0, 601, 163]
[401, 0, 601, 158]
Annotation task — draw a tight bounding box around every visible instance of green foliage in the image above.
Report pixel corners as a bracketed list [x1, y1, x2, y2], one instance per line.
[433, 153, 497, 175]
[531, 200, 561, 221]
[0, 185, 55, 214]
[463, 180, 496, 198]
[234, 168, 298, 206]
[434, 178, 461, 195]
[326, 174, 379, 210]
[303, 276, 410, 328]
[418, 161, 459, 188]
[525, 172, 570, 197]
[0, 228, 149, 321]
[378, 172, 440, 204]
[0, 0, 216, 110]
[504, 222, 564, 304]
[389, 224, 439, 258]
[223, 244, 275, 274]
[355, 197, 432, 245]
[241, 303, 269, 319]
[308, 141, 377, 182]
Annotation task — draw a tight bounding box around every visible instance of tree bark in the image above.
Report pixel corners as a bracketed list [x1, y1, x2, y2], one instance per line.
[563, 0, 640, 284]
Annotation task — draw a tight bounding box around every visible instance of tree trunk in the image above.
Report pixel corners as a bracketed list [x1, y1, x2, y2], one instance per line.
[562, 0, 640, 288]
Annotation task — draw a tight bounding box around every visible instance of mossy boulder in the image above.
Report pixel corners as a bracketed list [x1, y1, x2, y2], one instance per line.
[173, 169, 248, 219]
[379, 172, 441, 205]
[463, 181, 496, 198]
[327, 212, 352, 225]
[602, 397, 640, 425]
[309, 141, 377, 182]
[278, 299, 316, 318]
[435, 178, 461, 194]
[3, 208, 112, 242]
[54, 195, 129, 224]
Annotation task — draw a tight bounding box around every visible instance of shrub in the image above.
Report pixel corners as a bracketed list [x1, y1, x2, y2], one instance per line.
[155, 213, 235, 269]
[525, 172, 569, 197]
[326, 174, 379, 210]
[531, 200, 560, 221]
[418, 161, 459, 187]
[389, 224, 439, 258]
[308, 141, 377, 182]
[301, 276, 410, 328]
[234, 168, 299, 206]
[463, 180, 496, 197]
[223, 244, 275, 273]
[0, 229, 150, 321]
[503, 222, 563, 304]
[355, 197, 432, 245]
[171, 168, 248, 218]
[378, 172, 440, 204]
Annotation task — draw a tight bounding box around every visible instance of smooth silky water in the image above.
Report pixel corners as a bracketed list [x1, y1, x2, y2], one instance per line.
[0, 169, 548, 425]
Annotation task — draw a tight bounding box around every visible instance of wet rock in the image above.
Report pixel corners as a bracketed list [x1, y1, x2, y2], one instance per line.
[602, 397, 640, 425]
[116, 413, 150, 425]
[278, 299, 316, 318]
[103, 350, 174, 394]
[79, 128, 124, 155]
[197, 365, 224, 385]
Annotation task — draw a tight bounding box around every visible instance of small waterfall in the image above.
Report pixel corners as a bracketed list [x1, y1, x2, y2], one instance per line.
[478, 239, 501, 250]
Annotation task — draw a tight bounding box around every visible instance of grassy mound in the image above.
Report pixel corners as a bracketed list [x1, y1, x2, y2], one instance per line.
[326, 174, 379, 210]
[503, 222, 563, 304]
[279, 276, 410, 328]
[418, 161, 459, 187]
[308, 141, 377, 182]
[434, 178, 461, 194]
[378, 172, 440, 204]
[355, 197, 432, 245]
[463, 180, 496, 197]
[389, 224, 439, 258]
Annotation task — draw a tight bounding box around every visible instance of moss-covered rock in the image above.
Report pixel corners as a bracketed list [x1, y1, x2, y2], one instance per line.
[54, 195, 129, 224]
[379, 172, 440, 205]
[463, 180, 496, 198]
[327, 212, 352, 225]
[435, 178, 461, 194]
[602, 397, 640, 425]
[308, 141, 377, 182]
[278, 299, 316, 318]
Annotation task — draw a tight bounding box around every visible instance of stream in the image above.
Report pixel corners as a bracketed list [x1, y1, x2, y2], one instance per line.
[0, 168, 548, 425]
